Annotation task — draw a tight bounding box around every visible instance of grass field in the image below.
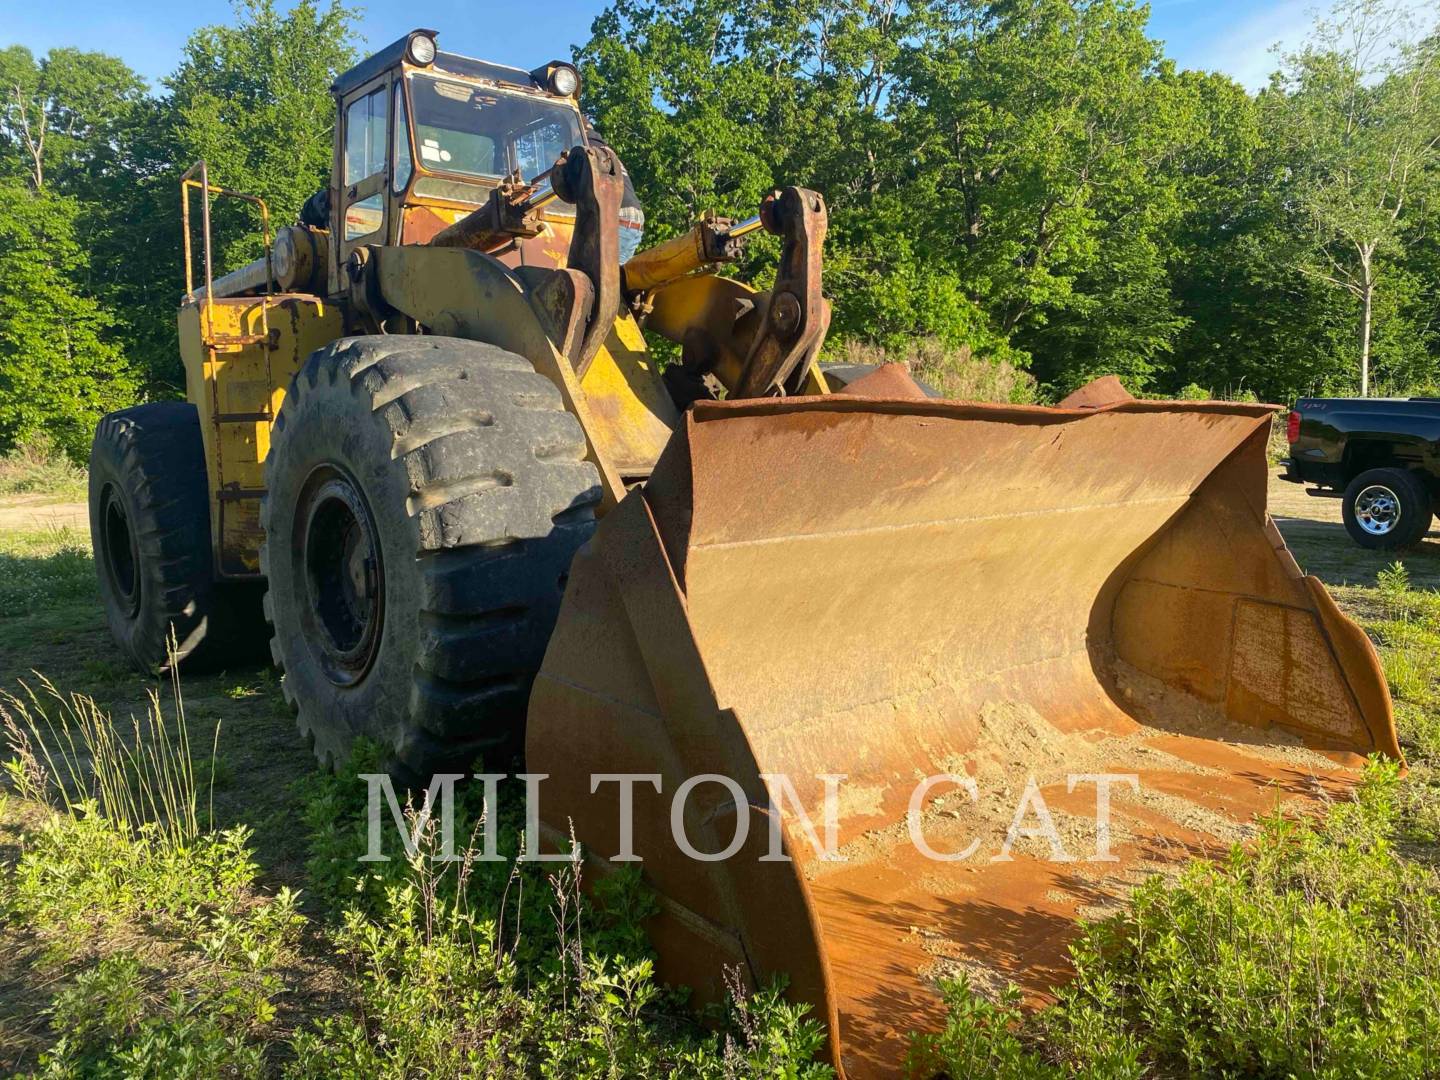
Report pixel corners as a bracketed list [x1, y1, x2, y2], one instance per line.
[1, 473, 1438, 1077]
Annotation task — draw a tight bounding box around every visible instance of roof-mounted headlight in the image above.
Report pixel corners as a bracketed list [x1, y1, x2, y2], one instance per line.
[530, 61, 580, 98]
[550, 64, 579, 96]
[407, 31, 437, 66]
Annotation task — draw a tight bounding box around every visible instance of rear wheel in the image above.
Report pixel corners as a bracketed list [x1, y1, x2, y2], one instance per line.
[1342, 467, 1433, 550]
[260, 336, 600, 779]
[88, 402, 264, 672]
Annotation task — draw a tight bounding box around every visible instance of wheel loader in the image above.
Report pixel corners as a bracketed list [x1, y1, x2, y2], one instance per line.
[88, 29, 1403, 1078]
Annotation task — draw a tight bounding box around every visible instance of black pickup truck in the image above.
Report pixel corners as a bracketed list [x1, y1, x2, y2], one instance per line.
[1282, 396, 1440, 549]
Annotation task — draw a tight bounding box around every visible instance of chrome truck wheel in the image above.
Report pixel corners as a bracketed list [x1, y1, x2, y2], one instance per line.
[1343, 467, 1433, 550]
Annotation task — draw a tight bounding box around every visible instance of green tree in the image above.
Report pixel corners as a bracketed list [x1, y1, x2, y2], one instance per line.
[1265, 0, 1440, 396]
[0, 45, 147, 192]
[79, 0, 359, 393]
[0, 184, 137, 458]
[164, 0, 358, 274]
[891, 0, 1220, 390]
[578, 0, 811, 241]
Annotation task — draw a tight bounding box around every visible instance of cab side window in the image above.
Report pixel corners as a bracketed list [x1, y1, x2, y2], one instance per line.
[392, 82, 413, 193]
[345, 87, 387, 184]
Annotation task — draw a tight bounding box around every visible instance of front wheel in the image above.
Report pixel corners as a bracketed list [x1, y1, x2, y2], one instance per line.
[1342, 467, 1433, 550]
[260, 336, 601, 779]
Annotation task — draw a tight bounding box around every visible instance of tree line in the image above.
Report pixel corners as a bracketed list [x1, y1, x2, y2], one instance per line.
[2, 0, 1438, 460]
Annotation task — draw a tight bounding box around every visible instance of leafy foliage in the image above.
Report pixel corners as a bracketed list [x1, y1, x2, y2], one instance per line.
[580, 0, 1440, 400]
[165, 0, 357, 274]
[1262, 0, 1440, 396]
[908, 764, 1440, 1079]
[2, 0, 1440, 451]
[0, 186, 136, 458]
[0, 0, 355, 445]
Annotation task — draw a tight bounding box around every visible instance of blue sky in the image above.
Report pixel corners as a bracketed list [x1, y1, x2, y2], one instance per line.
[3, 0, 1315, 93]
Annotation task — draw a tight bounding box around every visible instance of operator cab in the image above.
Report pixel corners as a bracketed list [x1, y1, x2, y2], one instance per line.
[328, 29, 586, 292]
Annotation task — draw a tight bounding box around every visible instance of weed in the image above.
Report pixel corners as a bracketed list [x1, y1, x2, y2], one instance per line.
[2, 665, 213, 845]
[288, 759, 831, 1077]
[35, 951, 270, 1078]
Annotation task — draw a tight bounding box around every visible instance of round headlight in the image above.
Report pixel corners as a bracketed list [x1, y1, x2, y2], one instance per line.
[407, 34, 436, 65]
[551, 65, 579, 96]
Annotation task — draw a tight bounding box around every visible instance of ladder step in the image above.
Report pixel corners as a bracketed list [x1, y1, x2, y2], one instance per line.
[215, 411, 271, 423]
[207, 332, 272, 348]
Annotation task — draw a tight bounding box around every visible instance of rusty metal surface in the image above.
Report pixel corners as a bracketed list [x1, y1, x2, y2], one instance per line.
[528, 390, 1400, 1078]
[552, 145, 623, 377]
[1056, 374, 1134, 409]
[427, 173, 547, 250]
[831, 362, 928, 401]
[734, 188, 831, 398]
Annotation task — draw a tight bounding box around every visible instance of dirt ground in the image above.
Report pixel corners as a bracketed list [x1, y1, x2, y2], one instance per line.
[0, 496, 87, 533]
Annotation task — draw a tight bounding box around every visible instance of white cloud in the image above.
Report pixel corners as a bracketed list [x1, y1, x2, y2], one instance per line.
[1189, 0, 1316, 90]
[1173, 0, 1440, 91]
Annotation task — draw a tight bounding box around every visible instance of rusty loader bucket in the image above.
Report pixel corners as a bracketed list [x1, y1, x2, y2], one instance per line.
[527, 385, 1400, 1077]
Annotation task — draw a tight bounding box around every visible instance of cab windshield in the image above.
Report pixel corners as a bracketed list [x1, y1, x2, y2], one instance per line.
[407, 73, 582, 183]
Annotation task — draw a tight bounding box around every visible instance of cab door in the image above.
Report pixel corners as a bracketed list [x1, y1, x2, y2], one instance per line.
[333, 78, 390, 288]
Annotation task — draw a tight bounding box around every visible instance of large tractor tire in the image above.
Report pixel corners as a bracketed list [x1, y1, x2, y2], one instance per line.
[89, 402, 264, 673]
[260, 336, 600, 780]
[1342, 466, 1434, 550]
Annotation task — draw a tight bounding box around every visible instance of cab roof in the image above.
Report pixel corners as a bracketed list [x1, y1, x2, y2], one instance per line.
[332, 31, 551, 98]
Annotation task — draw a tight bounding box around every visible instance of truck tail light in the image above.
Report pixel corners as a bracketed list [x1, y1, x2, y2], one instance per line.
[1286, 409, 1301, 443]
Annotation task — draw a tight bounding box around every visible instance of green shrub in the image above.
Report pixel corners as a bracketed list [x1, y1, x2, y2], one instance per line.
[907, 980, 1068, 1079]
[911, 763, 1440, 1079]
[294, 753, 833, 1077]
[0, 436, 88, 500]
[2, 675, 301, 1073]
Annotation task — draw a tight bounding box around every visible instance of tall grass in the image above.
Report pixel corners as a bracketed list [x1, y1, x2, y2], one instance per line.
[834, 338, 1039, 404]
[0, 642, 216, 848]
[0, 436, 88, 500]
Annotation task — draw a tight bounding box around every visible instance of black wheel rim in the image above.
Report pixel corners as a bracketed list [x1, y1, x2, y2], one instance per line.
[296, 465, 385, 686]
[100, 483, 140, 617]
